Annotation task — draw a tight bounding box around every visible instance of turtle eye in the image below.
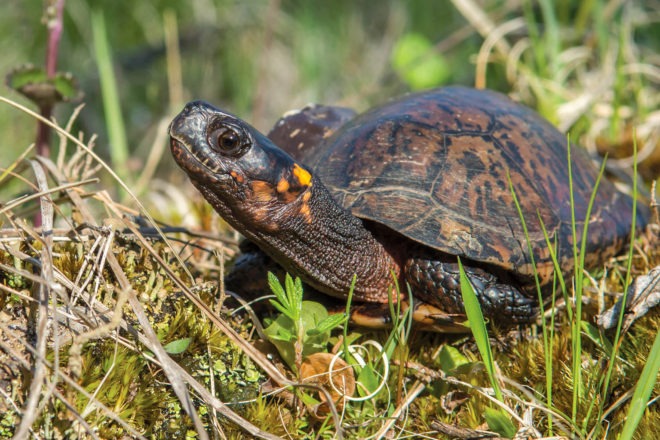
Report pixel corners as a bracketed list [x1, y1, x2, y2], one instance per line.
[209, 126, 245, 155]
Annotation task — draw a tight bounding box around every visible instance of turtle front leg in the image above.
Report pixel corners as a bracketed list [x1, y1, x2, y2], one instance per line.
[405, 257, 538, 324]
[225, 241, 284, 300]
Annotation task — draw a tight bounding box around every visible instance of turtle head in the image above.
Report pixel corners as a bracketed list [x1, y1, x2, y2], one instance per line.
[170, 101, 400, 302]
[169, 100, 315, 230]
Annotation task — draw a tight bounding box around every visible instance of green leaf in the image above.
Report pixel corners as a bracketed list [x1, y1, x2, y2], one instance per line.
[285, 273, 296, 302]
[458, 257, 503, 402]
[451, 361, 485, 377]
[294, 276, 304, 305]
[264, 314, 295, 340]
[163, 337, 192, 354]
[268, 272, 287, 304]
[300, 301, 331, 354]
[309, 313, 347, 336]
[581, 321, 613, 357]
[299, 391, 321, 407]
[619, 330, 660, 440]
[52, 72, 80, 100]
[6, 65, 47, 88]
[5, 64, 82, 108]
[300, 301, 328, 328]
[438, 345, 469, 373]
[357, 364, 380, 396]
[269, 299, 294, 321]
[264, 299, 335, 370]
[484, 407, 517, 438]
[391, 33, 450, 90]
[268, 272, 298, 321]
[264, 314, 297, 369]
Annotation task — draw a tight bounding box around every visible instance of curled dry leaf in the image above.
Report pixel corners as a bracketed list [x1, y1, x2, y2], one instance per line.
[441, 390, 471, 414]
[300, 352, 356, 415]
[597, 265, 660, 331]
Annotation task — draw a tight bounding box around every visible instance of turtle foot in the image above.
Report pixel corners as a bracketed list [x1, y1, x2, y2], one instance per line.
[405, 257, 538, 324]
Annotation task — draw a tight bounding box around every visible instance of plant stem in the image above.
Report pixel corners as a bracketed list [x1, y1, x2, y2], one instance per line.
[37, 0, 65, 159]
[45, 0, 64, 77]
[34, 0, 65, 227]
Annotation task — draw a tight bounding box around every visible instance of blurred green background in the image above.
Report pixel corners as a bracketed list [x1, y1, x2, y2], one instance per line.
[1, 0, 658, 184]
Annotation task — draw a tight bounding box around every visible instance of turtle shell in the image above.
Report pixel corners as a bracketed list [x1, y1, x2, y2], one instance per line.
[291, 87, 639, 284]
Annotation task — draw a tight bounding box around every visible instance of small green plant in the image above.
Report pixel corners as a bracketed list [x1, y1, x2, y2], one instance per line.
[263, 272, 347, 372]
[0, 410, 16, 438]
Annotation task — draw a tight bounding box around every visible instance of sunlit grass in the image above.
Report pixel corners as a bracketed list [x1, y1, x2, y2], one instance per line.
[620, 330, 660, 439]
[91, 8, 129, 188]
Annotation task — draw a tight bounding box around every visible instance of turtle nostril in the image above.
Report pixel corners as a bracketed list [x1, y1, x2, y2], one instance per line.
[181, 102, 196, 115]
[185, 100, 211, 113]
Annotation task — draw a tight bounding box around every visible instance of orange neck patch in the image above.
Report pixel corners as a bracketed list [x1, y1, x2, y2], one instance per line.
[251, 180, 276, 202]
[292, 163, 312, 187]
[250, 163, 313, 207]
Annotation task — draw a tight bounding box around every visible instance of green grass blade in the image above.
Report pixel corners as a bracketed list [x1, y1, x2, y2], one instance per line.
[567, 137, 582, 423]
[538, 0, 560, 74]
[537, 215, 570, 319]
[594, 134, 642, 437]
[506, 171, 546, 318]
[342, 275, 358, 371]
[576, 152, 608, 432]
[618, 330, 660, 440]
[521, 0, 545, 76]
[484, 407, 517, 438]
[91, 8, 129, 187]
[457, 257, 503, 402]
[508, 170, 555, 433]
[382, 272, 412, 361]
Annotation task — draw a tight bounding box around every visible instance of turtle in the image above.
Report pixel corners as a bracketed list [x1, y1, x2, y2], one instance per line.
[169, 86, 648, 331]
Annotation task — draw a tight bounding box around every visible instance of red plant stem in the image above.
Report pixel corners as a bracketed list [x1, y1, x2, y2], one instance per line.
[36, 0, 65, 159]
[34, 0, 65, 227]
[36, 104, 54, 158]
[45, 0, 64, 77]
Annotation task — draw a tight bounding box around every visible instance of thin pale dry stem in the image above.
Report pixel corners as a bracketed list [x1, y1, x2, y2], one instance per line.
[373, 380, 426, 439]
[0, 143, 35, 186]
[12, 160, 55, 439]
[133, 118, 171, 196]
[449, 0, 511, 56]
[475, 18, 525, 89]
